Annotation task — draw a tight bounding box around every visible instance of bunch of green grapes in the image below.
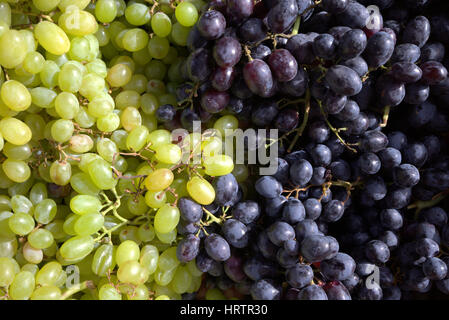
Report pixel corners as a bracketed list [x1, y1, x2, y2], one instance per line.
[0, 0, 246, 300]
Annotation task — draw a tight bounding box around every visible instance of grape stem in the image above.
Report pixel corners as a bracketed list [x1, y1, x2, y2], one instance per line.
[408, 188, 449, 218]
[243, 45, 253, 62]
[292, 17, 301, 35]
[317, 99, 358, 153]
[202, 207, 222, 225]
[380, 105, 391, 128]
[287, 89, 311, 153]
[60, 281, 96, 300]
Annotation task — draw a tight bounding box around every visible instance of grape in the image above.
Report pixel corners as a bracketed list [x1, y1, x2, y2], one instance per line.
[266, 0, 298, 33]
[402, 16, 431, 48]
[175, 2, 198, 27]
[213, 36, 242, 68]
[197, 10, 226, 40]
[325, 65, 362, 96]
[268, 49, 298, 82]
[243, 59, 274, 97]
[186, 176, 215, 205]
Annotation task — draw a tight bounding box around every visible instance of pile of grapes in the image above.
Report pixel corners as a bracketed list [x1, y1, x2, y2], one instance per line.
[0, 0, 449, 301]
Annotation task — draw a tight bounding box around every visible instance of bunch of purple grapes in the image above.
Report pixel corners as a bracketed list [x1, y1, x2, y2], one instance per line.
[170, 0, 449, 300]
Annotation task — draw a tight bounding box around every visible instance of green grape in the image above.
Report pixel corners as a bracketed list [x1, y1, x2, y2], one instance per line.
[0, 195, 11, 212]
[145, 168, 174, 192]
[87, 158, 117, 190]
[140, 244, 158, 275]
[154, 266, 176, 286]
[162, 47, 178, 65]
[96, 137, 118, 163]
[62, 213, 79, 236]
[58, 9, 98, 37]
[151, 12, 172, 37]
[203, 154, 234, 177]
[126, 195, 148, 216]
[32, 0, 60, 12]
[9, 271, 35, 300]
[171, 22, 190, 46]
[58, 0, 90, 11]
[0, 235, 17, 258]
[11, 195, 33, 215]
[112, 55, 135, 72]
[8, 212, 34, 236]
[117, 260, 146, 285]
[205, 288, 226, 300]
[0, 30, 27, 68]
[0, 257, 16, 287]
[116, 240, 140, 267]
[21, 264, 39, 276]
[111, 130, 128, 151]
[50, 161, 72, 186]
[186, 176, 215, 205]
[8, 177, 35, 197]
[146, 79, 166, 95]
[98, 283, 121, 300]
[95, 0, 117, 23]
[145, 60, 167, 80]
[30, 87, 57, 108]
[97, 113, 120, 133]
[144, 190, 167, 209]
[79, 153, 101, 172]
[154, 204, 180, 234]
[171, 265, 192, 294]
[68, 36, 90, 62]
[155, 294, 170, 300]
[92, 244, 116, 277]
[70, 172, 101, 196]
[86, 59, 107, 78]
[126, 283, 149, 300]
[46, 52, 69, 67]
[88, 95, 114, 118]
[187, 275, 202, 293]
[175, 2, 198, 27]
[75, 106, 96, 128]
[132, 47, 152, 66]
[148, 129, 171, 150]
[155, 143, 182, 165]
[119, 225, 141, 244]
[45, 220, 67, 240]
[69, 134, 93, 153]
[2, 159, 31, 183]
[28, 229, 54, 249]
[201, 136, 222, 158]
[106, 63, 132, 88]
[58, 63, 83, 93]
[148, 36, 170, 60]
[214, 115, 239, 137]
[35, 21, 70, 55]
[122, 28, 149, 52]
[123, 74, 147, 94]
[115, 90, 140, 110]
[0, 1, 11, 25]
[136, 223, 155, 243]
[60, 235, 94, 260]
[54, 92, 79, 120]
[54, 266, 67, 287]
[29, 183, 47, 205]
[126, 125, 149, 151]
[80, 73, 106, 100]
[34, 199, 57, 225]
[1, 80, 31, 111]
[30, 285, 61, 300]
[22, 242, 43, 264]
[232, 164, 249, 183]
[113, 155, 128, 173]
[124, 3, 150, 26]
[186, 259, 203, 277]
[74, 212, 104, 236]
[120, 106, 142, 132]
[23, 51, 45, 74]
[140, 94, 158, 116]
[70, 195, 102, 215]
[158, 246, 179, 271]
[0, 212, 13, 239]
[95, 25, 110, 46]
[40, 60, 60, 89]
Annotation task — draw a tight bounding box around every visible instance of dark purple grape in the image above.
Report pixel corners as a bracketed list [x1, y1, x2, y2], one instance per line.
[226, 0, 254, 21]
[334, 99, 360, 121]
[313, 33, 338, 60]
[391, 43, 421, 63]
[274, 109, 299, 132]
[213, 36, 242, 68]
[321, 0, 348, 13]
[286, 264, 314, 289]
[403, 142, 428, 167]
[200, 89, 229, 114]
[197, 10, 226, 40]
[329, 26, 351, 40]
[338, 29, 367, 60]
[186, 48, 212, 83]
[360, 130, 388, 153]
[251, 100, 278, 126]
[324, 91, 347, 114]
[211, 67, 235, 92]
[408, 101, 436, 128]
[266, 0, 299, 33]
[404, 82, 429, 104]
[204, 233, 231, 261]
[251, 279, 281, 300]
[180, 108, 200, 132]
[286, 33, 317, 65]
[420, 61, 448, 85]
[325, 65, 363, 96]
[238, 18, 266, 43]
[365, 176, 387, 201]
[363, 31, 395, 68]
[308, 120, 330, 143]
[289, 159, 313, 186]
[243, 59, 274, 97]
[391, 62, 422, 83]
[281, 67, 308, 97]
[250, 44, 272, 60]
[359, 152, 381, 175]
[176, 234, 200, 263]
[321, 253, 356, 281]
[268, 49, 298, 82]
[402, 16, 431, 48]
[340, 57, 368, 77]
[222, 219, 249, 248]
[155, 104, 175, 122]
[365, 240, 390, 264]
[335, 1, 369, 28]
[298, 285, 328, 300]
[187, 25, 208, 51]
[376, 74, 405, 106]
[421, 42, 445, 62]
[224, 254, 247, 283]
